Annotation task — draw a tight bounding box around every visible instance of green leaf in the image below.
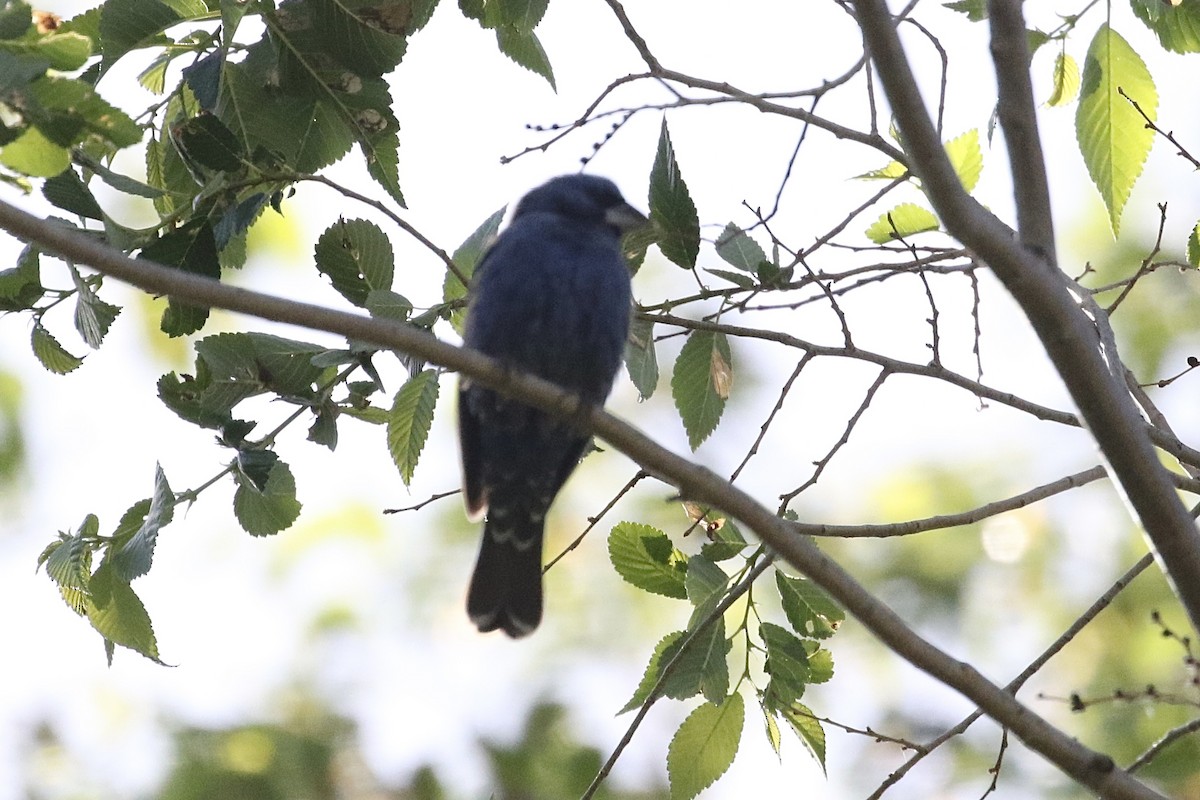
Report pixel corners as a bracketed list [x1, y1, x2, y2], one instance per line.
[29, 75, 141, 148]
[714, 223, 767, 272]
[445, 205, 506, 334]
[0, 126, 69, 176]
[31, 322, 83, 374]
[761, 622, 810, 708]
[108, 465, 175, 581]
[85, 559, 162, 663]
[685, 554, 728, 608]
[1076, 24, 1157, 237]
[1047, 52, 1080, 107]
[620, 631, 683, 713]
[1187, 221, 1200, 267]
[98, 0, 207, 68]
[141, 222, 220, 336]
[699, 517, 748, 562]
[671, 329, 732, 450]
[667, 693, 744, 800]
[649, 119, 700, 269]
[944, 129, 982, 192]
[805, 642, 835, 685]
[308, 401, 339, 450]
[1131, 0, 1200, 53]
[0, 243, 44, 311]
[233, 458, 302, 536]
[32, 32, 94, 71]
[690, 615, 731, 706]
[764, 705, 782, 758]
[314, 218, 396, 306]
[69, 266, 120, 349]
[704, 268, 755, 288]
[495, 25, 555, 90]
[43, 168, 103, 219]
[864, 203, 940, 243]
[41, 526, 93, 613]
[623, 316, 658, 400]
[608, 521, 688, 599]
[942, 0, 987, 21]
[173, 112, 245, 173]
[387, 369, 439, 486]
[364, 131, 405, 207]
[366, 288, 413, 321]
[776, 571, 844, 639]
[856, 159, 909, 181]
[780, 702, 826, 773]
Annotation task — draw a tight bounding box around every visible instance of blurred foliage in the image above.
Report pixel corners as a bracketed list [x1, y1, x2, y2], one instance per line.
[23, 700, 669, 800]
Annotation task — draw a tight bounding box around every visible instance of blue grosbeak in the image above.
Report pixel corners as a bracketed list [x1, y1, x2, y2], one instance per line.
[460, 175, 646, 637]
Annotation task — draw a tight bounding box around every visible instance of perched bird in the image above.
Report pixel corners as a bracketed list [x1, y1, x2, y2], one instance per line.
[459, 174, 646, 637]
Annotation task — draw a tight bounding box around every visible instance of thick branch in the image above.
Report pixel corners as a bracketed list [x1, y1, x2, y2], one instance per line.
[0, 198, 1165, 800]
[852, 1, 1200, 646]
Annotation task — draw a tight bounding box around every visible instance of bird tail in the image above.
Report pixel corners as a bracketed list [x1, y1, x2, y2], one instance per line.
[466, 509, 545, 638]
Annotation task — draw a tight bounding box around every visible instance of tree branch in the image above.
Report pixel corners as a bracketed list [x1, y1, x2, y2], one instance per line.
[0, 197, 1166, 800]
[852, 0, 1200, 644]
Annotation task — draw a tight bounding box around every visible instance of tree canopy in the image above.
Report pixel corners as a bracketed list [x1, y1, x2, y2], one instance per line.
[3, 1, 1200, 798]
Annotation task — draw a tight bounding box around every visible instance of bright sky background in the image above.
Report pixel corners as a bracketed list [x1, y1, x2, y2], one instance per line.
[2, 1, 1199, 798]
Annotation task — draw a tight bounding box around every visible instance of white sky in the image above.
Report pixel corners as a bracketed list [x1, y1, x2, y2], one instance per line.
[2, 1, 1199, 799]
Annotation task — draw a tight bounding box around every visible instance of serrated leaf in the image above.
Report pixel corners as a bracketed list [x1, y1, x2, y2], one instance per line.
[943, 0, 987, 21]
[0, 126, 69, 176]
[864, 203, 940, 243]
[364, 131, 405, 207]
[855, 159, 909, 181]
[314, 218, 395, 307]
[671, 329, 732, 450]
[780, 702, 826, 773]
[764, 707, 782, 758]
[761, 622, 810, 708]
[108, 464, 174, 581]
[445, 205, 506, 334]
[0, 243, 44, 311]
[704, 268, 756, 288]
[141, 222, 220, 337]
[624, 316, 658, 400]
[1047, 52, 1080, 107]
[1076, 24, 1157, 237]
[608, 521, 688, 598]
[685, 554, 728, 608]
[233, 459, 302, 536]
[99, 0, 205, 67]
[31, 322, 83, 374]
[366, 288, 412, 321]
[173, 112, 244, 173]
[1131, 0, 1200, 53]
[667, 693, 744, 800]
[805, 642, 835, 684]
[699, 516, 748, 562]
[1188, 221, 1200, 267]
[308, 400, 339, 450]
[776, 571, 844, 639]
[649, 119, 700, 269]
[70, 267, 120, 350]
[714, 223, 767, 272]
[43, 168, 102, 219]
[85, 560, 162, 663]
[944, 129, 982, 192]
[495, 25, 555, 89]
[620, 631, 688, 713]
[387, 368, 439, 486]
[42, 527, 93, 614]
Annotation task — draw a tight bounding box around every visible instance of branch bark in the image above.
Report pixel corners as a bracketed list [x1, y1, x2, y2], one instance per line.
[0, 195, 1167, 800]
[852, 0, 1200, 645]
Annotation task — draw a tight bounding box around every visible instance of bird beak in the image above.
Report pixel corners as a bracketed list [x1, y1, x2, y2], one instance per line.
[605, 202, 649, 235]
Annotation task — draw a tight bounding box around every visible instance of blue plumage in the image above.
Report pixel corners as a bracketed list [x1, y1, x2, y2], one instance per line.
[460, 175, 646, 637]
